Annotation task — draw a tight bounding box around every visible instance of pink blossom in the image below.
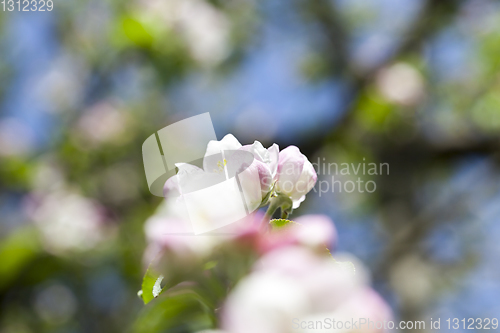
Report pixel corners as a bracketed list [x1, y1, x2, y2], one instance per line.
[221, 246, 392, 333]
[275, 146, 317, 209]
[258, 215, 336, 254]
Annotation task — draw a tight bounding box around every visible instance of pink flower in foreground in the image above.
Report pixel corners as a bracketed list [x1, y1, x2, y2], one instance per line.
[143, 198, 266, 266]
[275, 146, 317, 209]
[143, 203, 217, 266]
[258, 214, 337, 254]
[144, 207, 338, 266]
[221, 246, 392, 333]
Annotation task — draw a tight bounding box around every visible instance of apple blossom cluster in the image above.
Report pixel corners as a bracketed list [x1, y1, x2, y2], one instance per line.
[164, 134, 318, 223]
[141, 134, 392, 333]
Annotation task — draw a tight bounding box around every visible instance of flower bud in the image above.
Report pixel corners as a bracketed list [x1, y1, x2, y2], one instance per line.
[275, 146, 317, 208]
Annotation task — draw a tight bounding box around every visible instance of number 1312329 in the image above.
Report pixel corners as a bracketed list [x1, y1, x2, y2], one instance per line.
[2, 0, 53, 11]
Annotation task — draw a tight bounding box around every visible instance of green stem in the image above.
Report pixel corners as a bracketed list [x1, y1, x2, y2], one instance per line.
[262, 194, 294, 224]
[263, 197, 281, 223]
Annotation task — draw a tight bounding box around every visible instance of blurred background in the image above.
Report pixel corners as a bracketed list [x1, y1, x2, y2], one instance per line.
[1, 0, 500, 331]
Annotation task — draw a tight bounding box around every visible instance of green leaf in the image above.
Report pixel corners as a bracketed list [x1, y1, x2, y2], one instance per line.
[0, 227, 40, 290]
[269, 219, 299, 230]
[141, 265, 165, 304]
[203, 261, 217, 271]
[132, 291, 213, 333]
[121, 17, 154, 48]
